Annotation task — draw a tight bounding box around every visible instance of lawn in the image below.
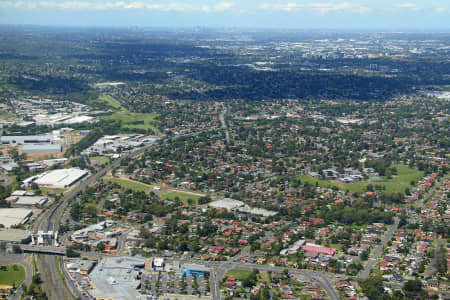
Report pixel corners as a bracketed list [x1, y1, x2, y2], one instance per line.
[90, 94, 123, 110]
[106, 178, 151, 192]
[102, 111, 160, 133]
[257, 271, 271, 283]
[0, 264, 25, 287]
[328, 243, 343, 252]
[160, 191, 202, 205]
[225, 269, 253, 281]
[0, 110, 17, 120]
[90, 156, 110, 165]
[40, 187, 66, 196]
[95, 93, 160, 134]
[299, 165, 423, 194]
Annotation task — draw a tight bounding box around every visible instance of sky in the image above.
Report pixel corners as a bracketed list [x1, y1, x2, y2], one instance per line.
[0, 0, 450, 30]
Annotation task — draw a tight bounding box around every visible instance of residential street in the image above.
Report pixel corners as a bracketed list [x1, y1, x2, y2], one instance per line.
[358, 217, 400, 281]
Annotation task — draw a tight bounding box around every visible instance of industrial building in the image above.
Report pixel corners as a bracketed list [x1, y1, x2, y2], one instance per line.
[10, 196, 49, 207]
[0, 208, 33, 228]
[0, 229, 31, 243]
[0, 161, 18, 173]
[1, 135, 53, 145]
[33, 168, 88, 189]
[11, 190, 30, 196]
[41, 158, 68, 167]
[67, 260, 97, 275]
[81, 134, 157, 156]
[22, 144, 62, 153]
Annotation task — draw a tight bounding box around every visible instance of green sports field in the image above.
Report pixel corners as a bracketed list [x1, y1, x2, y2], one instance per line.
[0, 264, 25, 287]
[225, 269, 254, 281]
[102, 111, 160, 133]
[160, 191, 202, 205]
[90, 94, 123, 110]
[299, 165, 423, 194]
[106, 178, 151, 192]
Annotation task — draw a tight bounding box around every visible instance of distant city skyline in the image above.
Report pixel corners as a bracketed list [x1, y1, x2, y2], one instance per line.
[0, 0, 450, 30]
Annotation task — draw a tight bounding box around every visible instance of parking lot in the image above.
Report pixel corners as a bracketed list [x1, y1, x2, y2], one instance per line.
[141, 271, 209, 297]
[69, 271, 95, 300]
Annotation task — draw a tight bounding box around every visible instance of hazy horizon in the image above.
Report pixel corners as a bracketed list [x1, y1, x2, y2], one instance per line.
[1, 0, 449, 30]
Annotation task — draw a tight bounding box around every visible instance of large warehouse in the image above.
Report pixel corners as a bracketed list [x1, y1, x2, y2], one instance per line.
[34, 168, 88, 189]
[0, 229, 31, 243]
[22, 144, 62, 153]
[13, 196, 49, 207]
[1, 135, 53, 144]
[0, 208, 33, 228]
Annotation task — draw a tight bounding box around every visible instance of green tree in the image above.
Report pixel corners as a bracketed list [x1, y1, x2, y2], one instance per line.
[360, 276, 389, 300]
[66, 246, 81, 258]
[12, 244, 22, 254]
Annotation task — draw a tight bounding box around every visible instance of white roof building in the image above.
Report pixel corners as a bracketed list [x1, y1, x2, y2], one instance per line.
[11, 190, 29, 196]
[0, 208, 33, 228]
[1, 135, 53, 144]
[14, 196, 49, 207]
[209, 198, 244, 210]
[153, 257, 164, 267]
[34, 168, 88, 189]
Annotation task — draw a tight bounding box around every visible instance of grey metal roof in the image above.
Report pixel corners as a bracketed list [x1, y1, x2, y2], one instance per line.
[22, 144, 62, 153]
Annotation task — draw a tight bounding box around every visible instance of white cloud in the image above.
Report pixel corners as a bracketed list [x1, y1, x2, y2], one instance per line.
[0, 0, 447, 15]
[201, 2, 234, 12]
[398, 3, 421, 11]
[434, 7, 449, 13]
[39, 1, 125, 10]
[0, 1, 37, 8]
[0, 1, 235, 12]
[259, 2, 371, 14]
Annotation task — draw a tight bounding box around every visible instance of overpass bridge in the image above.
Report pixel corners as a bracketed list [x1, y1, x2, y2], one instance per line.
[21, 245, 66, 256]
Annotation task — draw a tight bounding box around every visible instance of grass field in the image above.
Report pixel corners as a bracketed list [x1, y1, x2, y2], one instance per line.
[90, 156, 110, 165]
[160, 191, 202, 205]
[299, 165, 423, 194]
[0, 110, 17, 120]
[0, 264, 25, 287]
[90, 94, 123, 110]
[40, 187, 66, 196]
[257, 271, 270, 283]
[106, 178, 151, 192]
[102, 111, 160, 133]
[225, 269, 253, 281]
[93, 93, 160, 134]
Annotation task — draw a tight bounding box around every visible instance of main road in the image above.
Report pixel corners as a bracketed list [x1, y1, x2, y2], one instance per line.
[207, 244, 339, 300]
[215, 263, 340, 300]
[417, 175, 448, 209]
[167, 254, 340, 300]
[218, 106, 230, 144]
